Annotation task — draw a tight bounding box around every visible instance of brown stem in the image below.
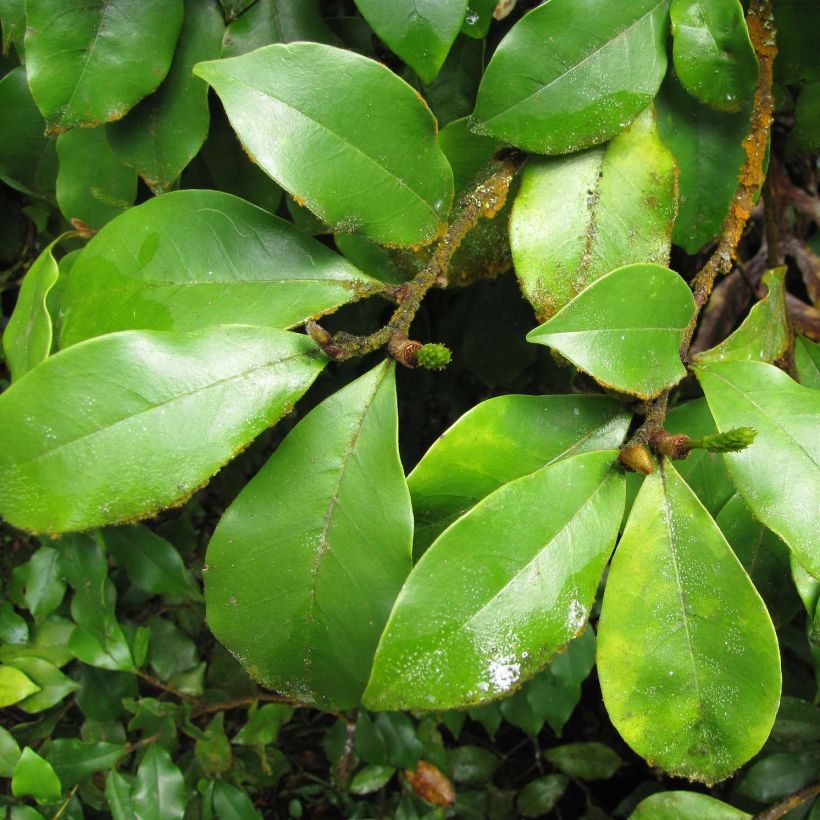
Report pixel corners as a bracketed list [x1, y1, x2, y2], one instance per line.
[753, 782, 820, 820]
[307, 151, 525, 364]
[625, 0, 776, 452]
[135, 668, 195, 701]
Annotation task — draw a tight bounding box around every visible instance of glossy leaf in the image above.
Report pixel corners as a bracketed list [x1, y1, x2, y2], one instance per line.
[194, 43, 453, 246]
[631, 792, 750, 819]
[665, 398, 734, 515]
[0, 326, 325, 533]
[0, 666, 40, 707]
[133, 745, 186, 820]
[656, 73, 749, 253]
[105, 770, 136, 820]
[796, 335, 820, 388]
[233, 703, 294, 745]
[670, 0, 758, 112]
[58, 190, 379, 347]
[737, 751, 820, 802]
[408, 394, 630, 558]
[510, 109, 678, 320]
[0, 725, 21, 777]
[0, 0, 24, 53]
[697, 360, 820, 576]
[597, 463, 781, 784]
[11, 748, 61, 804]
[23, 547, 65, 625]
[25, 0, 184, 133]
[354, 0, 467, 84]
[58, 533, 134, 671]
[47, 739, 126, 788]
[790, 81, 820, 154]
[221, 0, 337, 57]
[0, 67, 58, 199]
[219, 0, 254, 21]
[350, 765, 395, 795]
[695, 269, 788, 364]
[3, 238, 60, 381]
[10, 657, 79, 713]
[104, 525, 201, 602]
[517, 774, 569, 818]
[365, 451, 625, 711]
[461, 0, 496, 39]
[56, 128, 137, 230]
[212, 781, 262, 819]
[471, 0, 669, 154]
[717, 494, 801, 626]
[206, 362, 412, 710]
[527, 264, 695, 399]
[107, 0, 224, 194]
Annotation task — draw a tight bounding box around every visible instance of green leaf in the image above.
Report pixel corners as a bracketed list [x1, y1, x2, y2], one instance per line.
[25, 0, 184, 133]
[471, 0, 669, 154]
[631, 791, 750, 819]
[527, 264, 694, 399]
[0, 665, 41, 706]
[737, 752, 820, 802]
[107, 0, 225, 194]
[134, 745, 186, 820]
[3, 238, 62, 381]
[524, 627, 596, 736]
[449, 746, 498, 784]
[58, 190, 378, 347]
[212, 781, 262, 819]
[104, 525, 201, 602]
[716, 494, 801, 626]
[510, 108, 678, 320]
[544, 742, 622, 781]
[790, 81, 820, 153]
[0, 601, 28, 644]
[47, 739, 126, 788]
[353, 0, 467, 84]
[9, 657, 80, 713]
[0, 325, 325, 533]
[670, 0, 758, 112]
[0, 616, 76, 669]
[194, 43, 453, 246]
[206, 362, 412, 709]
[517, 774, 569, 818]
[665, 399, 734, 515]
[695, 269, 788, 365]
[221, 0, 337, 58]
[773, 0, 820, 85]
[796, 335, 820, 388]
[697, 360, 820, 577]
[350, 764, 395, 795]
[219, 0, 255, 22]
[233, 703, 294, 745]
[365, 451, 624, 710]
[58, 533, 134, 671]
[438, 117, 500, 197]
[0, 0, 24, 53]
[195, 713, 232, 775]
[656, 72, 750, 253]
[56, 127, 137, 229]
[24, 546, 66, 627]
[11, 748, 62, 804]
[408, 394, 630, 558]
[355, 712, 422, 769]
[461, 0, 496, 39]
[772, 697, 820, 747]
[146, 617, 199, 681]
[597, 463, 781, 784]
[105, 769, 136, 820]
[0, 67, 58, 199]
[0, 725, 22, 777]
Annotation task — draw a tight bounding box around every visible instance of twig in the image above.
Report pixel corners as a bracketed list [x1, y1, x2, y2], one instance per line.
[135, 668, 195, 701]
[753, 782, 820, 820]
[190, 693, 303, 718]
[51, 785, 79, 820]
[306, 151, 525, 364]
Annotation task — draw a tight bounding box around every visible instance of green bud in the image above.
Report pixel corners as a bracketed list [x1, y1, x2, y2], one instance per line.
[417, 343, 451, 371]
[699, 427, 757, 453]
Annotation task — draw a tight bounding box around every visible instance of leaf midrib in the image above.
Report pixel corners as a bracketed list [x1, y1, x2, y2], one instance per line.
[482, 0, 666, 125]
[208, 69, 441, 225]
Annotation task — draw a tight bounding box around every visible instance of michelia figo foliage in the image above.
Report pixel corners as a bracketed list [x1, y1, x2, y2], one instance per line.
[0, 0, 819, 816]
